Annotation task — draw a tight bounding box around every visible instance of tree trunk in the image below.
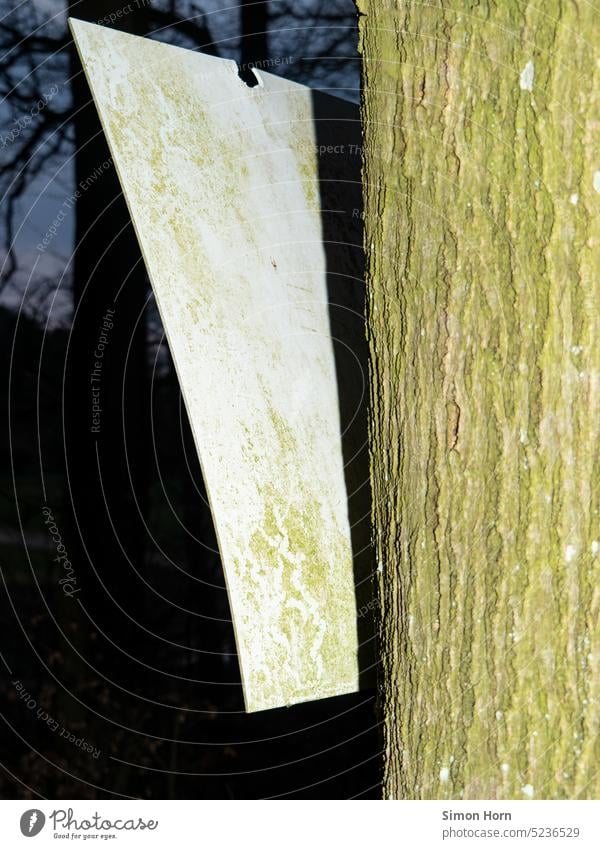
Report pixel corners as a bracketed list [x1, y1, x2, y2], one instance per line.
[67, 0, 150, 674]
[240, 0, 267, 70]
[357, 0, 599, 799]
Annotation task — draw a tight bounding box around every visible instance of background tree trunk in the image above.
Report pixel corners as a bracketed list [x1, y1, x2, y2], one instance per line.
[67, 0, 151, 675]
[357, 0, 599, 799]
[240, 0, 267, 72]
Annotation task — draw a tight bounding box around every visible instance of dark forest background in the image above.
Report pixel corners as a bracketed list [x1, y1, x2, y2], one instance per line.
[0, 0, 379, 798]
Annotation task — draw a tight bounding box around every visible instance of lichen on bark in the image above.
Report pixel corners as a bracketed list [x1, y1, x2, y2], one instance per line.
[357, 0, 599, 799]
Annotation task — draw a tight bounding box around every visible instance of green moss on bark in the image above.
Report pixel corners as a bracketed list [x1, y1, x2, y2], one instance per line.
[357, 0, 599, 799]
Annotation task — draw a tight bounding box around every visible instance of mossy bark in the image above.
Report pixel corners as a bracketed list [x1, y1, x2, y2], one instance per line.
[357, 0, 599, 799]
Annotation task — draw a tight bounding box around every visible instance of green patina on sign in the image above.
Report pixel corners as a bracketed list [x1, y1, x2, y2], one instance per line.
[70, 19, 366, 712]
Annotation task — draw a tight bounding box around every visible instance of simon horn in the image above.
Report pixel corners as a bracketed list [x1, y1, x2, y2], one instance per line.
[442, 810, 512, 821]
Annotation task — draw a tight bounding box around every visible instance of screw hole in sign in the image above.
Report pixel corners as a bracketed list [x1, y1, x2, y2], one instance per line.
[237, 63, 261, 88]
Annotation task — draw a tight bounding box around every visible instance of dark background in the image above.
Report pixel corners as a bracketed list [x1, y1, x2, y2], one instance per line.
[0, 0, 380, 798]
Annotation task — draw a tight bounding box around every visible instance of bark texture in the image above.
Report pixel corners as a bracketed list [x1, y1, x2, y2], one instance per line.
[357, 0, 599, 799]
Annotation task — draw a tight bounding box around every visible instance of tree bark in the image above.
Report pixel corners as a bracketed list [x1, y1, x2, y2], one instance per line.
[357, 0, 599, 799]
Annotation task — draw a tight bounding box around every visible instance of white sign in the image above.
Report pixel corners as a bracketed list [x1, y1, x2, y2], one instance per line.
[70, 19, 364, 712]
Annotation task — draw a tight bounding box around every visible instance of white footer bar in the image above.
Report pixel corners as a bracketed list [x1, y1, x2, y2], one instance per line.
[0, 799, 598, 848]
